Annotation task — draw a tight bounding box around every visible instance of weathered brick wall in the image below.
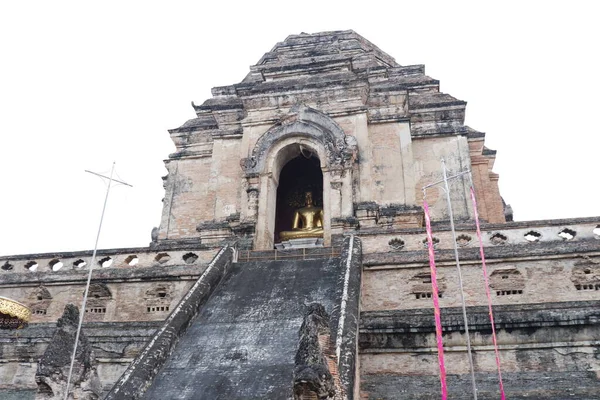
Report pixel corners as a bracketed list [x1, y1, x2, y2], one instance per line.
[358, 218, 600, 398]
[0, 246, 227, 397]
[159, 157, 215, 240]
[412, 135, 473, 221]
[359, 303, 600, 399]
[360, 219, 600, 310]
[469, 134, 506, 223]
[0, 247, 218, 323]
[0, 322, 161, 397]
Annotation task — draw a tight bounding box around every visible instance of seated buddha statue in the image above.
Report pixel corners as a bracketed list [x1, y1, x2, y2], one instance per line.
[279, 191, 324, 241]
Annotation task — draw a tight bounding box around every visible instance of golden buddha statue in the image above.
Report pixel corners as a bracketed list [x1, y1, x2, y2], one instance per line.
[279, 191, 324, 241]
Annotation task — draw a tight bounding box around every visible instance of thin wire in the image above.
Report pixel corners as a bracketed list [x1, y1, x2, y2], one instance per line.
[84, 170, 132, 187]
[442, 159, 478, 400]
[64, 163, 115, 400]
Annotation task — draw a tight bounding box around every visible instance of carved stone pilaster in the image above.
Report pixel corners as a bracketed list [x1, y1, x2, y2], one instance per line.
[246, 187, 260, 221]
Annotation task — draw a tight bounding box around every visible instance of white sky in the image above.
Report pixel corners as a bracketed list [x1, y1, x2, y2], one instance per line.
[1, 1, 598, 256]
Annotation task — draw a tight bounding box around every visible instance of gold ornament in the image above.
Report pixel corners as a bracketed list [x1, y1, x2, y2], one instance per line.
[0, 296, 31, 324]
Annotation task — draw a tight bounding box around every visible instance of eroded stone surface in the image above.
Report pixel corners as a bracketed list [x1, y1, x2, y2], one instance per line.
[35, 304, 101, 399]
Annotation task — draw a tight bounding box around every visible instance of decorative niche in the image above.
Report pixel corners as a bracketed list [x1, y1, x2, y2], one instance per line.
[456, 234, 472, 247]
[410, 271, 446, 300]
[27, 286, 52, 317]
[422, 237, 440, 249]
[84, 283, 112, 320]
[183, 252, 199, 264]
[388, 238, 405, 251]
[558, 228, 576, 241]
[489, 268, 524, 296]
[523, 231, 542, 242]
[155, 253, 171, 265]
[145, 284, 173, 314]
[571, 259, 600, 291]
[490, 232, 507, 246]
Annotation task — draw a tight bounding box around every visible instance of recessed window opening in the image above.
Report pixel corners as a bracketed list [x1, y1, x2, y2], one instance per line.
[415, 292, 442, 299]
[389, 238, 405, 250]
[125, 255, 139, 266]
[99, 257, 113, 268]
[275, 153, 323, 244]
[2, 262, 14, 271]
[524, 231, 542, 242]
[490, 232, 508, 245]
[575, 284, 597, 291]
[86, 308, 107, 313]
[422, 237, 440, 248]
[147, 306, 170, 312]
[49, 259, 63, 271]
[496, 290, 523, 296]
[456, 234, 472, 247]
[183, 252, 198, 264]
[558, 228, 576, 240]
[73, 259, 87, 268]
[155, 253, 171, 264]
[158, 292, 167, 298]
[34, 309, 47, 315]
[25, 261, 39, 271]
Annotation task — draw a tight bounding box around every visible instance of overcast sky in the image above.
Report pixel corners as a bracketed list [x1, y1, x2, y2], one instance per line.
[1, 1, 598, 256]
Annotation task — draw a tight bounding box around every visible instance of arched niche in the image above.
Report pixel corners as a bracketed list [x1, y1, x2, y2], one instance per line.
[242, 106, 357, 250]
[274, 148, 324, 244]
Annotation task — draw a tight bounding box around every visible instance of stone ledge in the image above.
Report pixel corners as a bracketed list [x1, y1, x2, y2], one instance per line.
[363, 239, 600, 266]
[0, 321, 161, 341]
[360, 300, 600, 334]
[352, 215, 600, 236]
[361, 371, 600, 400]
[0, 264, 207, 286]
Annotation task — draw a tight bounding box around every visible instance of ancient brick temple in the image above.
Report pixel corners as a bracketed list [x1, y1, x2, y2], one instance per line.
[1, 30, 599, 399]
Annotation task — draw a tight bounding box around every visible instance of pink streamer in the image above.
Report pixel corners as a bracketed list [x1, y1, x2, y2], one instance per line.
[469, 187, 506, 400]
[423, 200, 448, 400]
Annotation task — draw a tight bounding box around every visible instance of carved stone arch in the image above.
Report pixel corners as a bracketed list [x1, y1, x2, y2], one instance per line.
[266, 137, 328, 185]
[85, 283, 112, 320]
[489, 268, 525, 296]
[145, 283, 174, 314]
[241, 105, 357, 176]
[28, 286, 52, 301]
[245, 106, 357, 250]
[88, 283, 112, 299]
[571, 261, 600, 291]
[409, 272, 447, 299]
[28, 286, 52, 317]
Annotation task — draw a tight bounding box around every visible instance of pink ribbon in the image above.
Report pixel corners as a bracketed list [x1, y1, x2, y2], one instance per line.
[469, 187, 506, 400]
[423, 200, 448, 400]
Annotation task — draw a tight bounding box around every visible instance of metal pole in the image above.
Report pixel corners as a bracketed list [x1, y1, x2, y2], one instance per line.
[442, 159, 478, 400]
[64, 163, 116, 400]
